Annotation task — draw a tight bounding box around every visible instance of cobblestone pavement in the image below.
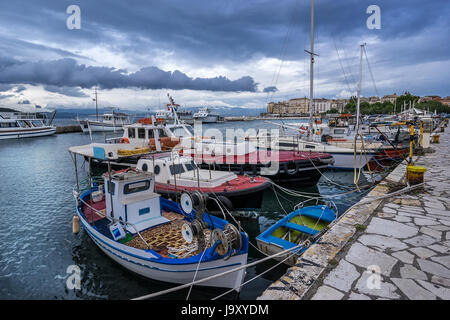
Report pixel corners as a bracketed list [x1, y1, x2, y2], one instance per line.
[310, 126, 450, 300]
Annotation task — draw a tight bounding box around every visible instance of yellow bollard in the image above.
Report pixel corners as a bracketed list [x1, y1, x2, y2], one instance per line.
[406, 165, 427, 185]
[432, 135, 440, 143]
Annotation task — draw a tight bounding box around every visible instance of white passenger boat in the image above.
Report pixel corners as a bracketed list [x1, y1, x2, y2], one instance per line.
[0, 111, 56, 140]
[193, 107, 224, 123]
[156, 107, 193, 123]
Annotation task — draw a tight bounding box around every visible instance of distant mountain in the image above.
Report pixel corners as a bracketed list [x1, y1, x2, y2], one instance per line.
[0, 107, 19, 112]
[53, 106, 263, 118]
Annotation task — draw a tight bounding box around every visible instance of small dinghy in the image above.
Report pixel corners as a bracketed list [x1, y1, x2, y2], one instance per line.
[70, 148, 249, 291]
[256, 204, 336, 266]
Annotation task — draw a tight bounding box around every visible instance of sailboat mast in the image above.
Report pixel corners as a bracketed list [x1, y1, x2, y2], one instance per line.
[94, 87, 98, 121]
[308, 0, 315, 136]
[356, 43, 365, 133]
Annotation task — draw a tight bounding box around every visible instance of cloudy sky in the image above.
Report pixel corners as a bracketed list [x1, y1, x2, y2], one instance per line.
[0, 0, 449, 112]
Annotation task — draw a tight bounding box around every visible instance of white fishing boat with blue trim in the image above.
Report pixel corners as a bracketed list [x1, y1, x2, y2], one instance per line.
[256, 203, 336, 266]
[69, 146, 249, 291]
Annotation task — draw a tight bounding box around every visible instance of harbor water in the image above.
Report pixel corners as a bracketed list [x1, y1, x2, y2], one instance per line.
[0, 120, 376, 300]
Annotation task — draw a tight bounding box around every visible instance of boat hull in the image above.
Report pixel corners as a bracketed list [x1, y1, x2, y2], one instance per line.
[76, 207, 248, 291]
[256, 205, 335, 266]
[194, 117, 217, 123]
[155, 180, 270, 210]
[0, 127, 56, 140]
[189, 151, 333, 185]
[79, 120, 125, 133]
[256, 240, 302, 267]
[328, 151, 372, 170]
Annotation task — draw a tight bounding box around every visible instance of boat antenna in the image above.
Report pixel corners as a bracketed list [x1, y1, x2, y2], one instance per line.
[167, 93, 180, 125]
[93, 87, 99, 121]
[356, 43, 366, 134]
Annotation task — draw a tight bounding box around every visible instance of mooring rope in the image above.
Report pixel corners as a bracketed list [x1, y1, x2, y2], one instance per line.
[131, 239, 310, 300]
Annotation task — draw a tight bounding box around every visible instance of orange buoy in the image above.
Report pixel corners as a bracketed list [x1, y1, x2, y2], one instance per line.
[138, 118, 153, 125]
[120, 138, 130, 144]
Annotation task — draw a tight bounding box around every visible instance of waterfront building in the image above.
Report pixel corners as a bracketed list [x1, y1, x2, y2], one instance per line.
[330, 99, 348, 113]
[381, 93, 398, 104]
[368, 96, 381, 104]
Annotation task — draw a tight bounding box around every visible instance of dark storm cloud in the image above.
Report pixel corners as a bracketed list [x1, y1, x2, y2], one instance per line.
[0, 84, 26, 93]
[44, 85, 88, 97]
[0, 84, 15, 92]
[263, 86, 278, 93]
[2, 0, 449, 63]
[0, 94, 14, 100]
[0, 0, 448, 97]
[0, 57, 258, 92]
[14, 85, 27, 93]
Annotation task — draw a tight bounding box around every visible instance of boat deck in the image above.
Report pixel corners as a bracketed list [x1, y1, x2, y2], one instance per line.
[80, 199, 212, 258]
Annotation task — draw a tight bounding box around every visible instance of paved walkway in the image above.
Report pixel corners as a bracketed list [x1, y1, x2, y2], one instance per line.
[308, 126, 450, 300]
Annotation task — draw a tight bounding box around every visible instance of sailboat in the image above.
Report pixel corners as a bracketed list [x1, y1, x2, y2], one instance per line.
[249, 1, 375, 170]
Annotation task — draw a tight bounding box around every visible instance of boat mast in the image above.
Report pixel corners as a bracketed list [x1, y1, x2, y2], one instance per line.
[307, 0, 315, 137]
[167, 93, 180, 124]
[356, 43, 366, 133]
[94, 87, 99, 121]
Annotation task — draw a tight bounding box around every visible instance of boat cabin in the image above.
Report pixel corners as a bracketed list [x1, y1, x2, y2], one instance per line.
[120, 121, 194, 144]
[103, 169, 169, 233]
[136, 155, 237, 188]
[0, 118, 46, 129]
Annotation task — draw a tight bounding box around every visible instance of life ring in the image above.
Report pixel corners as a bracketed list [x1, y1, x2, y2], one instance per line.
[120, 138, 130, 144]
[138, 118, 153, 125]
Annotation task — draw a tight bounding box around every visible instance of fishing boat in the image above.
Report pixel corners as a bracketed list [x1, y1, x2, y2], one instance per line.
[184, 144, 334, 185]
[0, 110, 56, 140]
[247, 131, 373, 170]
[256, 204, 336, 266]
[70, 146, 249, 291]
[136, 153, 270, 210]
[78, 111, 133, 133]
[97, 96, 335, 185]
[155, 106, 193, 123]
[193, 107, 224, 123]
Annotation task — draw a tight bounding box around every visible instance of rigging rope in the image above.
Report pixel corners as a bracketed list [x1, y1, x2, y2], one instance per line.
[363, 46, 380, 98]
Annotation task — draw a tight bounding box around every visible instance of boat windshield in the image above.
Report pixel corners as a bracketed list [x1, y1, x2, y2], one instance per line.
[0, 121, 19, 128]
[169, 163, 185, 175]
[158, 129, 168, 138]
[31, 120, 43, 127]
[17, 120, 31, 127]
[170, 125, 193, 137]
[184, 161, 197, 171]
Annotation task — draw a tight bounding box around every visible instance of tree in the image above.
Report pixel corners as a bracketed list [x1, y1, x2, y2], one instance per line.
[416, 100, 450, 114]
[395, 93, 420, 112]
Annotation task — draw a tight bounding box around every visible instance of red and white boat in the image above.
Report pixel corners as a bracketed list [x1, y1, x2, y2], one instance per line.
[181, 141, 334, 185]
[136, 153, 270, 211]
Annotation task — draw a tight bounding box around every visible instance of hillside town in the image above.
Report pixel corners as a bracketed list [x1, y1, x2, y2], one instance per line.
[264, 93, 450, 116]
